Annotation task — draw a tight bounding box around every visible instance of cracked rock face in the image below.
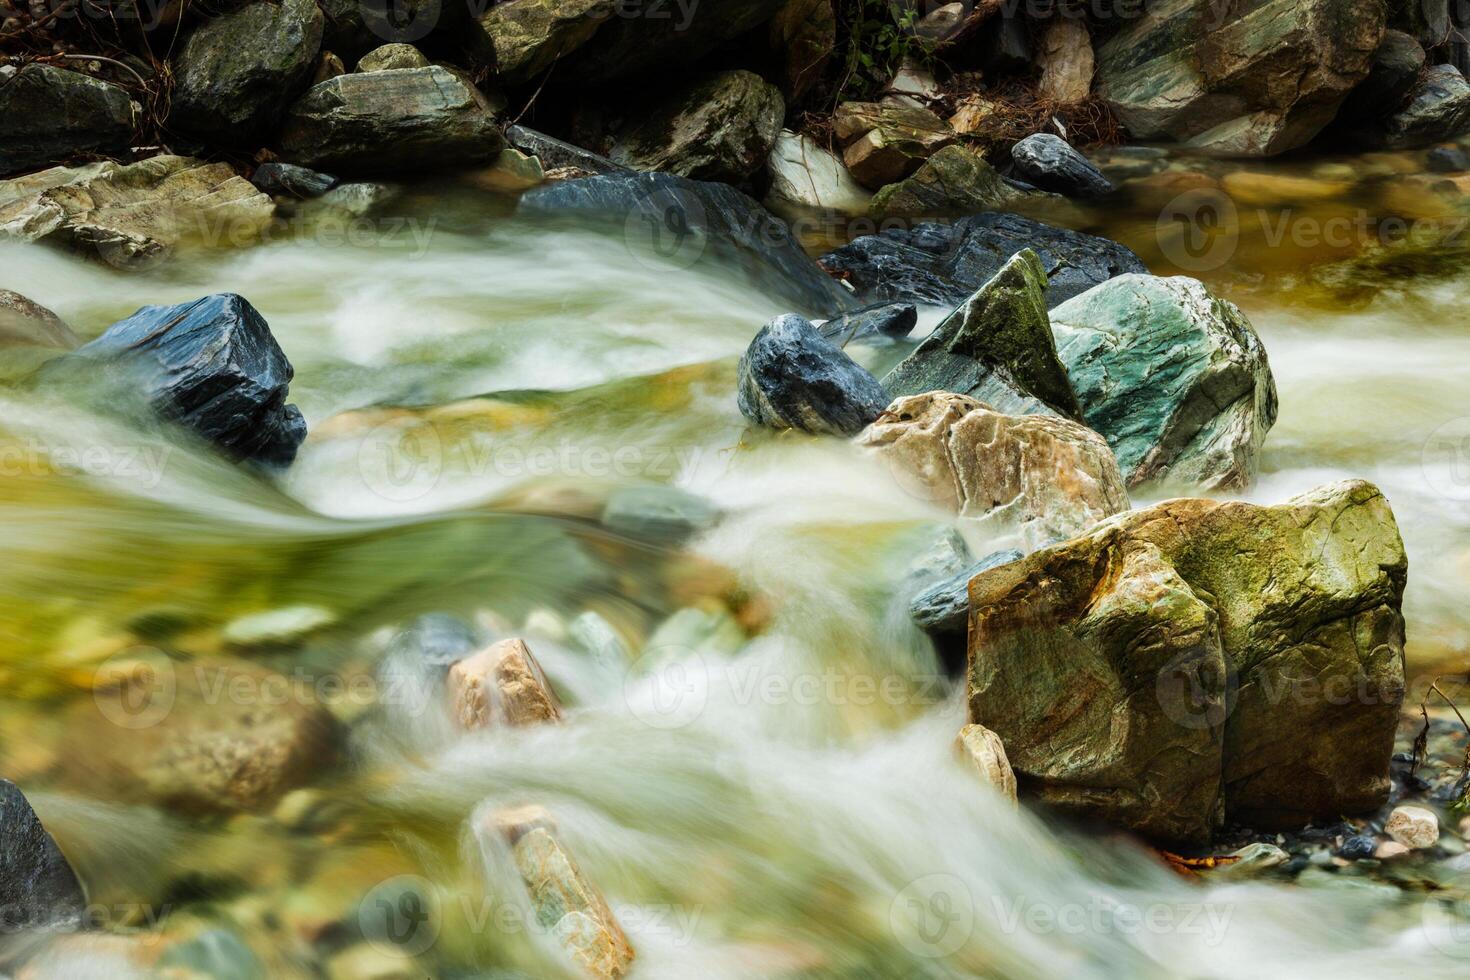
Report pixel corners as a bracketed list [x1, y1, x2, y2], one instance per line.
[0, 779, 88, 935]
[858, 392, 1128, 552]
[1051, 274, 1278, 492]
[967, 480, 1407, 843]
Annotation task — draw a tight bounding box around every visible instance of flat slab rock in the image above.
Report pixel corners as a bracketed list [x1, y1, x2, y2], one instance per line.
[967, 480, 1407, 843]
[819, 211, 1147, 309]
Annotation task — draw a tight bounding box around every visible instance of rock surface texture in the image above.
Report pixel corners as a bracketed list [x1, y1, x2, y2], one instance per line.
[834, 101, 956, 189]
[0, 779, 89, 934]
[956, 724, 1019, 805]
[967, 480, 1407, 842]
[449, 638, 564, 730]
[868, 144, 1029, 218]
[1050, 275, 1278, 491]
[738, 314, 890, 436]
[0, 65, 136, 178]
[608, 70, 784, 183]
[1010, 134, 1114, 199]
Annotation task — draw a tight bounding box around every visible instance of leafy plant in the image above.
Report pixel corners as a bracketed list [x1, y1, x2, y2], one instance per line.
[833, 0, 932, 104]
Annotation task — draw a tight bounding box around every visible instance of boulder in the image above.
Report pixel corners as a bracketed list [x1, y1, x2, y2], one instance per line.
[883, 250, 1081, 417]
[506, 124, 627, 175]
[979, 10, 1031, 74]
[818, 303, 916, 346]
[0, 779, 89, 935]
[1036, 15, 1094, 103]
[910, 548, 1023, 637]
[833, 102, 956, 189]
[868, 144, 1032, 219]
[250, 162, 338, 198]
[768, 0, 836, 99]
[0, 290, 79, 351]
[1368, 64, 1470, 149]
[1339, 29, 1426, 117]
[818, 211, 1147, 309]
[1010, 134, 1114, 199]
[968, 480, 1407, 842]
[518, 172, 855, 318]
[1096, 0, 1386, 156]
[0, 65, 135, 179]
[469, 148, 546, 192]
[318, 0, 447, 60]
[0, 155, 275, 268]
[737, 313, 890, 436]
[74, 659, 341, 813]
[1428, 145, 1470, 172]
[449, 638, 563, 730]
[60, 293, 307, 466]
[469, 0, 615, 86]
[764, 130, 872, 215]
[169, 0, 324, 148]
[278, 67, 505, 175]
[955, 724, 1018, 805]
[356, 42, 430, 72]
[608, 70, 784, 183]
[562, 0, 787, 82]
[860, 391, 1126, 549]
[1051, 274, 1278, 491]
[882, 63, 942, 110]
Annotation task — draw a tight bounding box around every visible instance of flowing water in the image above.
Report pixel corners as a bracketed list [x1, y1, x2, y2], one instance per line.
[4, 154, 1470, 978]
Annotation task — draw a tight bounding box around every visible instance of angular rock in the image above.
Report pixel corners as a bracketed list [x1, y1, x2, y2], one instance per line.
[0, 155, 275, 269]
[1368, 64, 1470, 149]
[764, 130, 872, 215]
[1386, 804, 1440, 849]
[1097, 0, 1386, 156]
[356, 42, 429, 72]
[738, 314, 889, 436]
[818, 303, 917, 346]
[469, 148, 546, 192]
[860, 391, 1126, 549]
[170, 0, 324, 148]
[910, 547, 1023, 636]
[0, 290, 79, 351]
[470, 0, 615, 86]
[768, 0, 836, 99]
[278, 67, 505, 175]
[518, 172, 855, 318]
[608, 70, 784, 183]
[819, 211, 1147, 309]
[313, 50, 347, 84]
[883, 250, 1081, 417]
[1037, 15, 1094, 103]
[1051, 274, 1278, 491]
[61, 293, 307, 466]
[968, 480, 1407, 842]
[1339, 29, 1426, 117]
[834, 102, 956, 189]
[506, 124, 627, 175]
[1010, 134, 1114, 199]
[882, 63, 942, 110]
[868, 144, 1031, 219]
[0, 779, 88, 935]
[449, 638, 562, 730]
[0, 65, 136, 178]
[955, 724, 1018, 805]
[251, 162, 338, 198]
[1429, 145, 1470, 172]
[980, 10, 1031, 74]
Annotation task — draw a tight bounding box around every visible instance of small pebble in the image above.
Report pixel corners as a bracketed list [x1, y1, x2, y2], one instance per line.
[1385, 804, 1440, 850]
[1375, 841, 1410, 860]
[1339, 834, 1377, 860]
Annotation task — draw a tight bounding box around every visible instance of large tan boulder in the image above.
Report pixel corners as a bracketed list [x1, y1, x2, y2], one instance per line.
[857, 392, 1128, 551]
[967, 481, 1407, 842]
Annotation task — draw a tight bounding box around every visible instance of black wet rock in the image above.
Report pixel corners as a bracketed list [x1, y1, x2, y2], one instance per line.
[505, 124, 627, 175]
[62, 294, 307, 467]
[1428, 145, 1470, 172]
[251, 162, 339, 198]
[1010, 135, 1114, 199]
[818, 303, 918, 346]
[1340, 30, 1426, 118]
[519, 172, 855, 318]
[1368, 64, 1470, 150]
[737, 314, 889, 436]
[601, 485, 720, 546]
[910, 549, 1024, 636]
[1339, 834, 1378, 860]
[389, 613, 480, 671]
[0, 779, 88, 935]
[818, 212, 1147, 309]
[0, 65, 135, 178]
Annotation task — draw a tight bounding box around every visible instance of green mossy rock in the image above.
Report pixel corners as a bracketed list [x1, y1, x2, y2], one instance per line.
[609, 70, 785, 183]
[867, 144, 1029, 219]
[470, 0, 615, 86]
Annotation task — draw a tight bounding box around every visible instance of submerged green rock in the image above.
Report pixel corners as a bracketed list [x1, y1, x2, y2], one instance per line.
[867, 145, 1029, 219]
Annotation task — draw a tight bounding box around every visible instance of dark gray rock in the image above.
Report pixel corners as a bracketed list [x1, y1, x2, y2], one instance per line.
[910, 549, 1024, 636]
[1369, 64, 1470, 149]
[980, 11, 1031, 74]
[1338, 834, 1378, 859]
[62, 294, 307, 466]
[390, 613, 480, 670]
[818, 303, 917, 346]
[0, 65, 135, 178]
[1340, 29, 1426, 117]
[278, 66, 505, 175]
[818, 212, 1147, 310]
[505, 124, 627, 175]
[601, 485, 720, 545]
[318, 0, 451, 60]
[0, 779, 88, 935]
[518, 172, 855, 318]
[1428, 145, 1470, 172]
[1010, 134, 1115, 200]
[566, 0, 787, 82]
[737, 314, 889, 436]
[170, 0, 324, 148]
[251, 162, 338, 198]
